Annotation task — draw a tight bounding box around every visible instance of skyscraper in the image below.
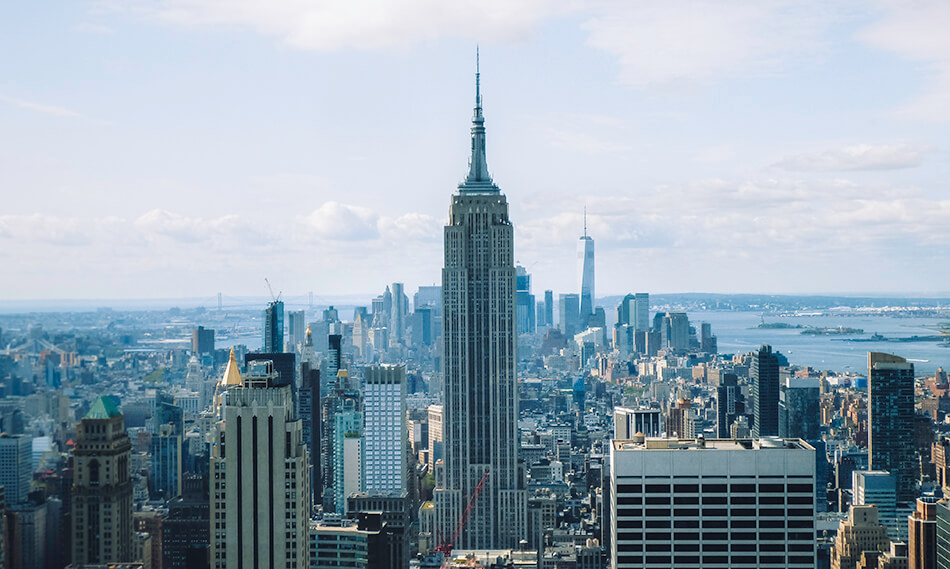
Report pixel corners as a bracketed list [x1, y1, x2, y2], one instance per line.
[544, 290, 554, 329]
[779, 376, 820, 440]
[577, 209, 595, 322]
[559, 293, 580, 337]
[0, 434, 31, 505]
[909, 497, 938, 568]
[434, 58, 527, 549]
[363, 364, 407, 496]
[515, 265, 536, 335]
[610, 437, 816, 568]
[210, 356, 310, 568]
[71, 396, 134, 565]
[633, 292, 649, 332]
[299, 327, 321, 509]
[390, 282, 408, 346]
[616, 293, 635, 326]
[716, 372, 746, 438]
[262, 299, 284, 353]
[287, 309, 306, 353]
[868, 351, 917, 502]
[752, 344, 780, 438]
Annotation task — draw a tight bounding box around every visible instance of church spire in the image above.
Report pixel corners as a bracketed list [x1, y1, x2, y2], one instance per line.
[460, 46, 498, 193]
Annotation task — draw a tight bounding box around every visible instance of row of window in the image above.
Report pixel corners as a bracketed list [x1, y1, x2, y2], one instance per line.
[616, 554, 814, 566]
[617, 507, 813, 518]
[618, 542, 814, 552]
[616, 483, 814, 493]
[615, 530, 815, 541]
[614, 518, 813, 529]
[617, 495, 812, 505]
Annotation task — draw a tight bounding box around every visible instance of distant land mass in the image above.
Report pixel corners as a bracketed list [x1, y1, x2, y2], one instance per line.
[2, 292, 950, 315]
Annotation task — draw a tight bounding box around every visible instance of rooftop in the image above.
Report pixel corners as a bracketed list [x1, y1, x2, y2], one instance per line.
[85, 396, 121, 420]
[613, 437, 814, 452]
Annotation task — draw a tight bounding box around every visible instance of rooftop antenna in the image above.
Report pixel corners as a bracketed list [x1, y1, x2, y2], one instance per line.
[583, 205, 588, 238]
[476, 44, 481, 109]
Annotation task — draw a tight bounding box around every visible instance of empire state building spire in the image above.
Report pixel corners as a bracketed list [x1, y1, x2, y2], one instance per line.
[460, 47, 498, 193]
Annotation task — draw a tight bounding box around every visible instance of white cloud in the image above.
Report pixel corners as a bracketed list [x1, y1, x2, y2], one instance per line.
[581, 1, 839, 89]
[120, 0, 563, 51]
[859, 1, 950, 121]
[378, 212, 441, 242]
[774, 144, 930, 171]
[0, 96, 84, 118]
[301, 202, 380, 241]
[134, 209, 244, 243]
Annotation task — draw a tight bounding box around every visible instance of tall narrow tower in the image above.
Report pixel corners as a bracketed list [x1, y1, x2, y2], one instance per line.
[71, 396, 133, 565]
[210, 354, 310, 569]
[868, 351, 916, 502]
[577, 207, 595, 322]
[434, 53, 527, 549]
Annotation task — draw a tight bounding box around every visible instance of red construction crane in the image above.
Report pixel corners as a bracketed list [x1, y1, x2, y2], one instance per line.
[433, 470, 490, 555]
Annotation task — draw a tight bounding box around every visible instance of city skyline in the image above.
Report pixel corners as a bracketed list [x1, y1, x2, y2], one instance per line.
[3, 2, 950, 299]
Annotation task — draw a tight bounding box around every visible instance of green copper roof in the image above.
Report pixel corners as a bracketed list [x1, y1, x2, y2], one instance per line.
[85, 396, 121, 419]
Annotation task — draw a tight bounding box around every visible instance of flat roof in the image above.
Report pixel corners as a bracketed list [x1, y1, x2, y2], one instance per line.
[612, 437, 815, 452]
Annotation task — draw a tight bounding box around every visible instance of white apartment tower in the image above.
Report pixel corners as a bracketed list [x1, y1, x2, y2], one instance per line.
[363, 364, 407, 496]
[210, 352, 310, 569]
[434, 55, 527, 549]
[610, 437, 816, 569]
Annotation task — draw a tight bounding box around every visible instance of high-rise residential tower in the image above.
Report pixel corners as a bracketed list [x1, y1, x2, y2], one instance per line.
[752, 344, 780, 438]
[577, 209, 595, 322]
[868, 351, 917, 502]
[71, 396, 134, 565]
[434, 58, 527, 550]
[363, 364, 407, 496]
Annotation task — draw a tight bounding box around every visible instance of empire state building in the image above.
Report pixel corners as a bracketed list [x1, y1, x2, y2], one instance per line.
[433, 58, 527, 549]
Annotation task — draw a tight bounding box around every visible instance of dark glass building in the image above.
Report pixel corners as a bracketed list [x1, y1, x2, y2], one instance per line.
[868, 351, 917, 502]
[752, 344, 780, 438]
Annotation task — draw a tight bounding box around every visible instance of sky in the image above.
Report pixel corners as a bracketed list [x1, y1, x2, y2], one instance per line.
[2, 1, 950, 301]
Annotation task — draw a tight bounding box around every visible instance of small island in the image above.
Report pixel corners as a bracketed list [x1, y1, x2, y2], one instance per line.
[801, 326, 864, 336]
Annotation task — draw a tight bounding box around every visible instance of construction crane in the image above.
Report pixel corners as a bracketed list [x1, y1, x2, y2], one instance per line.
[264, 277, 281, 303]
[433, 470, 489, 555]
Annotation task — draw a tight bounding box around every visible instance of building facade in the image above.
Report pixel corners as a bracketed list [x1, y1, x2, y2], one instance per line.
[0, 434, 32, 505]
[71, 396, 134, 565]
[869, 352, 917, 502]
[610, 437, 816, 569]
[363, 364, 407, 497]
[210, 357, 310, 569]
[434, 62, 527, 550]
[752, 345, 780, 438]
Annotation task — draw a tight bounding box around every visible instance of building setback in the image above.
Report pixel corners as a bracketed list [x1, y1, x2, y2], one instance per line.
[434, 59, 527, 550]
[210, 355, 310, 569]
[610, 437, 816, 569]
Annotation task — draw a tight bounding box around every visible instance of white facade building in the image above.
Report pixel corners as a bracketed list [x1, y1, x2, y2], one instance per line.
[610, 437, 816, 569]
[210, 355, 310, 569]
[363, 364, 407, 496]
